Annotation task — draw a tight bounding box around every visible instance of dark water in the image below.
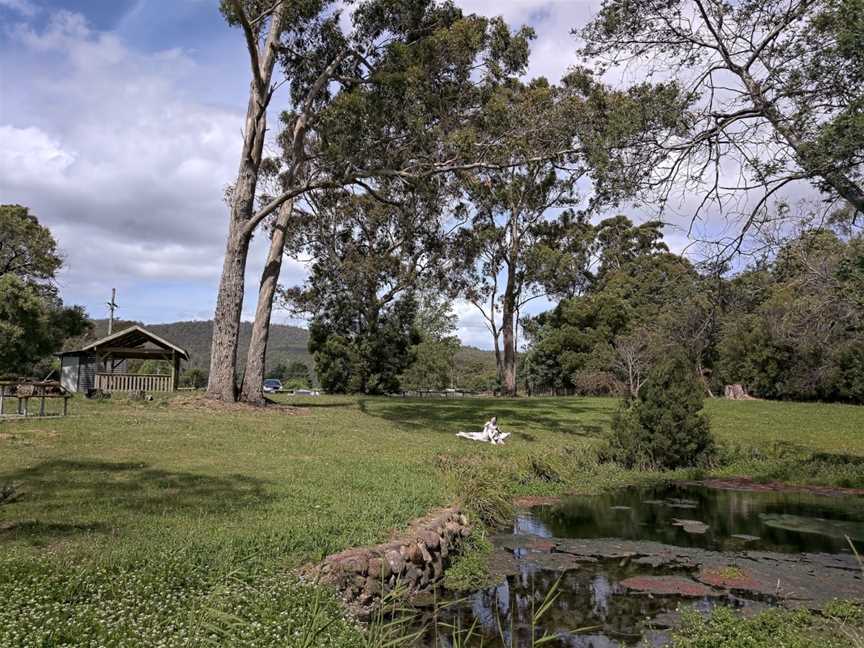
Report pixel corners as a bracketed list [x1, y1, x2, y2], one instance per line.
[520, 483, 864, 554]
[421, 484, 864, 647]
[421, 562, 737, 647]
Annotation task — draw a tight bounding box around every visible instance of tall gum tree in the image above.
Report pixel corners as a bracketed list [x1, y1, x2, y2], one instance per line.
[452, 73, 686, 396]
[208, 0, 292, 401]
[276, 184, 450, 394]
[234, 3, 541, 402]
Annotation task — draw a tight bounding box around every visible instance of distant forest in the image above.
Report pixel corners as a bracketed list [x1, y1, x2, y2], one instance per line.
[81, 319, 311, 372]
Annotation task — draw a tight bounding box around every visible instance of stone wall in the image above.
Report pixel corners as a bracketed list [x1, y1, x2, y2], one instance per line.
[309, 507, 471, 615]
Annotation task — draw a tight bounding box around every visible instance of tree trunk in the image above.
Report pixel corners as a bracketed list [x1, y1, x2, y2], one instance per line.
[500, 214, 519, 397]
[501, 315, 516, 396]
[239, 200, 293, 404]
[501, 282, 517, 397]
[206, 92, 266, 401]
[724, 384, 753, 400]
[492, 332, 502, 386]
[206, 3, 287, 401]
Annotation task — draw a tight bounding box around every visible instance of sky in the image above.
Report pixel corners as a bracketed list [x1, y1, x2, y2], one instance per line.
[0, 0, 814, 349]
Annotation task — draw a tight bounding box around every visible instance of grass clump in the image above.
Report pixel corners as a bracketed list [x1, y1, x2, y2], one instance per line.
[443, 530, 494, 591]
[436, 453, 514, 526]
[716, 441, 864, 489]
[607, 353, 715, 470]
[672, 605, 864, 648]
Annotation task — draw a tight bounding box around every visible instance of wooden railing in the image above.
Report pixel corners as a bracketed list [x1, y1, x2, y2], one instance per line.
[95, 373, 173, 393]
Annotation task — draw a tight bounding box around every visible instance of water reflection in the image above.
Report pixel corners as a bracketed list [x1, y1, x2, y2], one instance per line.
[525, 484, 864, 554]
[422, 485, 863, 647]
[432, 561, 723, 647]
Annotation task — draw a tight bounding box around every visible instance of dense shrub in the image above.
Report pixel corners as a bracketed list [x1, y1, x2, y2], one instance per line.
[607, 353, 715, 469]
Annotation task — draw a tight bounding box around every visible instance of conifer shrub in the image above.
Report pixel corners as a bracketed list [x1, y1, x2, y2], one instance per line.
[607, 352, 715, 469]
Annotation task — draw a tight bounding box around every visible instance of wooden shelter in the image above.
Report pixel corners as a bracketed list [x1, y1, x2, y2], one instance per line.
[57, 326, 190, 394]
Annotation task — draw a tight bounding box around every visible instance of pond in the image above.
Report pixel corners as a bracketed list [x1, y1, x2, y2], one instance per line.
[521, 482, 864, 554]
[422, 483, 864, 647]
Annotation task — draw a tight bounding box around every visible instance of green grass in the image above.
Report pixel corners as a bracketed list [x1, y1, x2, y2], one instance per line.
[672, 602, 864, 648]
[1, 394, 862, 645]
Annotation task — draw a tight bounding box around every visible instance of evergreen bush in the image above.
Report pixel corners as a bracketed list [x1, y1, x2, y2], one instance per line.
[608, 352, 715, 469]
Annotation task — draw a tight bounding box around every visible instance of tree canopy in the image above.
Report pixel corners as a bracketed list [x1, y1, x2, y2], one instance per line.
[523, 212, 864, 404]
[0, 205, 89, 377]
[581, 0, 864, 243]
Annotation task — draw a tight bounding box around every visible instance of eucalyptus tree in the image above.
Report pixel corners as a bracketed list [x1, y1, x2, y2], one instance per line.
[279, 185, 448, 393]
[209, 0, 292, 401]
[0, 204, 62, 284]
[592, 215, 668, 284]
[580, 0, 864, 247]
[451, 73, 685, 396]
[399, 290, 461, 391]
[212, 0, 537, 402]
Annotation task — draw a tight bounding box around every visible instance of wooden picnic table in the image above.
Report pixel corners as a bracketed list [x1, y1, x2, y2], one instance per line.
[0, 380, 72, 417]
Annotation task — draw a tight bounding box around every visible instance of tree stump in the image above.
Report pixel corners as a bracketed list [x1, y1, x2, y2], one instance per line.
[724, 384, 753, 400]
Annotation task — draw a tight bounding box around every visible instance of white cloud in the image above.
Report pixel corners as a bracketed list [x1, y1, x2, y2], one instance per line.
[0, 125, 76, 182]
[0, 0, 38, 18]
[0, 8, 247, 318]
[455, 0, 600, 82]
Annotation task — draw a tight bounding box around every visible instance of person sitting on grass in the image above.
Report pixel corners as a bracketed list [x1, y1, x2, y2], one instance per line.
[456, 416, 510, 444]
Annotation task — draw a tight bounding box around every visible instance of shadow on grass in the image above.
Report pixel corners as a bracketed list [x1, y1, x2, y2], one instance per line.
[285, 401, 356, 409]
[358, 397, 614, 438]
[0, 459, 273, 545]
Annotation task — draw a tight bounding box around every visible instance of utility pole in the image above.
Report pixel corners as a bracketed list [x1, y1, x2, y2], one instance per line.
[107, 288, 118, 335]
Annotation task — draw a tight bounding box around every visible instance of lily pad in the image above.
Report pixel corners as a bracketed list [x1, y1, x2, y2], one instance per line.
[672, 518, 710, 534]
[759, 513, 864, 541]
[620, 575, 717, 597]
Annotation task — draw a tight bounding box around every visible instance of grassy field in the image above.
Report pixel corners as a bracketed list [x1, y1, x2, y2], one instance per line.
[1, 394, 862, 645]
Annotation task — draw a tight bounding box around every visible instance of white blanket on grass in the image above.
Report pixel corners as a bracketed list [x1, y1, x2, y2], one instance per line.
[456, 416, 510, 445]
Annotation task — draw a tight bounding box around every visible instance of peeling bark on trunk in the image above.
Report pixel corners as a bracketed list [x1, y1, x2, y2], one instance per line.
[206, 3, 287, 402]
[209, 226, 253, 401]
[501, 310, 516, 396]
[239, 200, 294, 404]
[207, 92, 267, 402]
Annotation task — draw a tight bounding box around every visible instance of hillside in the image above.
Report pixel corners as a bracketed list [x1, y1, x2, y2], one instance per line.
[83, 319, 312, 372]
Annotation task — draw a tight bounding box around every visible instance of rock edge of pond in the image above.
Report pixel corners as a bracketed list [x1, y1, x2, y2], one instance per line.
[303, 506, 472, 619]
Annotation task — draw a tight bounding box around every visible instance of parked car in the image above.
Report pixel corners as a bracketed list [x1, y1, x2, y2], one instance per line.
[262, 379, 283, 393]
